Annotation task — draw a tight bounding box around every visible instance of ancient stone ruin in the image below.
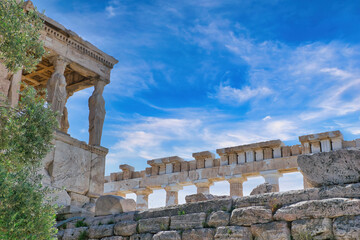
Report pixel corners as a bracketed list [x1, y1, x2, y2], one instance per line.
[57, 129, 360, 239]
[104, 130, 357, 210]
[0, 1, 118, 214]
[1, 2, 360, 239]
[58, 145, 360, 239]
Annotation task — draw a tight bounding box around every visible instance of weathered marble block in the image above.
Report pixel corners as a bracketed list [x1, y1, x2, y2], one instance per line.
[274, 198, 360, 221]
[208, 211, 230, 228]
[291, 218, 333, 240]
[230, 206, 272, 226]
[95, 195, 136, 216]
[138, 217, 170, 233]
[251, 221, 290, 240]
[129, 233, 153, 240]
[88, 224, 114, 239]
[52, 140, 92, 195]
[298, 149, 360, 187]
[170, 213, 206, 230]
[153, 231, 181, 240]
[182, 228, 215, 240]
[114, 221, 137, 236]
[214, 226, 252, 240]
[333, 215, 360, 240]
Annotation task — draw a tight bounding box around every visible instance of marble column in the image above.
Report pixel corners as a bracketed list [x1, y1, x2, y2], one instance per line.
[260, 170, 283, 192]
[226, 175, 247, 197]
[7, 69, 22, 107]
[88, 79, 107, 146]
[311, 141, 321, 153]
[164, 184, 183, 206]
[320, 139, 331, 152]
[60, 91, 74, 133]
[219, 154, 229, 166]
[46, 56, 69, 125]
[134, 188, 153, 211]
[331, 137, 343, 150]
[194, 180, 213, 194]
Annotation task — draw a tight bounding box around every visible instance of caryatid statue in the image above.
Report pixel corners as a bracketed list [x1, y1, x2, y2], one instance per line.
[88, 79, 106, 146]
[47, 56, 69, 125]
[60, 90, 74, 133]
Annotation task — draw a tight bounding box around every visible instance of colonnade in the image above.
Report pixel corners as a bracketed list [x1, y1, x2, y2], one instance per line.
[128, 169, 289, 211]
[45, 55, 108, 146]
[105, 130, 352, 211]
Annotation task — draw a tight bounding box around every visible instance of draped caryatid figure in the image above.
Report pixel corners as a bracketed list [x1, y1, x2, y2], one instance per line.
[46, 57, 68, 125]
[88, 80, 106, 146]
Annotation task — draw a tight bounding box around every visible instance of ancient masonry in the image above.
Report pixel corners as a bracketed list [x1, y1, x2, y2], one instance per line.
[0, 1, 118, 210]
[1, 2, 360, 239]
[59, 147, 360, 239]
[104, 130, 358, 210]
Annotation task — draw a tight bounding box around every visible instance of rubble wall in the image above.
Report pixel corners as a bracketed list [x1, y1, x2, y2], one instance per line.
[57, 182, 360, 240]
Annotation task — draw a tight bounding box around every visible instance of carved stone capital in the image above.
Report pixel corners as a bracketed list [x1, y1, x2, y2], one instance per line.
[194, 179, 214, 188]
[226, 175, 247, 184]
[90, 76, 110, 86]
[164, 184, 183, 192]
[49, 55, 70, 73]
[133, 188, 153, 196]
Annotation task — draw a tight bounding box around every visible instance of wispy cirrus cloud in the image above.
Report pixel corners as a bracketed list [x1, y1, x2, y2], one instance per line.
[105, 0, 124, 18]
[107, 62, 156, 97]
[105, 107, 304, 174]
[211, 84, 272, 105]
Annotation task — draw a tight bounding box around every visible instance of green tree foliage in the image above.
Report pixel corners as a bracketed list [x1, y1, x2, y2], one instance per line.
[0, 0, 45, 73]
[0, 86, 58, 239]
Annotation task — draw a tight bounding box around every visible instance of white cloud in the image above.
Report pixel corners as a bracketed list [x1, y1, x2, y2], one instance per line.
[347, 127, 360, 135]
[300, 77, 360, 121]
[320, 67, 353, 79]
[105, 0, 124, 18]
[104, 108, 306, 175]
[212, 84, 272, 105]
[105, 116, 205, 172]
[107, 62, 156, 97]
[106, 6, 116, 17]
[263, 116, 272, 121]
[185, 21, 360, 125]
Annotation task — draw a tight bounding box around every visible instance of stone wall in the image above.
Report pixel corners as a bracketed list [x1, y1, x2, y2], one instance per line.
[57, 182, 360, 240]
[43, 131, 108, 213]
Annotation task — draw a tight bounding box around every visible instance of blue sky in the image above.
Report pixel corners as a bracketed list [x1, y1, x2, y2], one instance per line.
[33, 0, 360, 207]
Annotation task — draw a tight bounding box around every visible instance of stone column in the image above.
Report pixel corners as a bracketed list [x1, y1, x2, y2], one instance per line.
[245, 150, 255, 162]
[194, 180, 213, 194]
[88, 79, 107, 146]
[255, 149, 263, 161]
[60, 91, 74, 133]
[47, 56, 69, 125]
[7, 69, 22, 107]
[134, 188, 153, 211]
[237, 151, 246, 164]
[260, 170, 283, 192]
[311, 141, 321, 153]
[226, 175, 247, 197]
[331, 137, 343, 150]
[219, 154, 229, 166]
[320, 139, 331, 152]
[164, 184, 183, 206]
